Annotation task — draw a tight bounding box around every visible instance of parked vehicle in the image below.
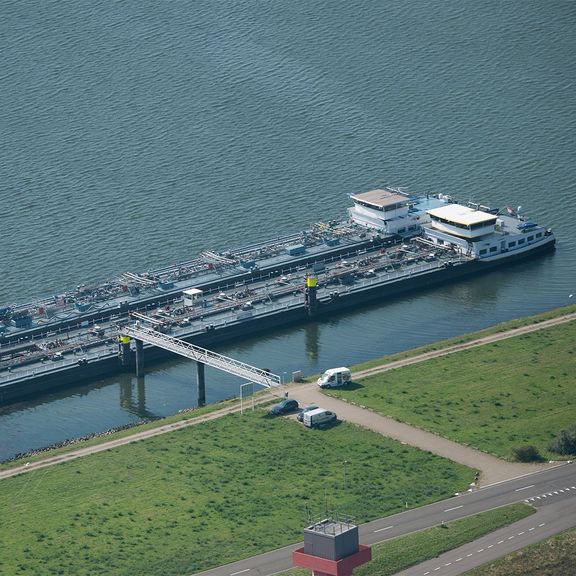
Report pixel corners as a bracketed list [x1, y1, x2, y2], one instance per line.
[317, 367, 352, 388]
[303, 408, 337, 428]
[296, 404, 319, 422]
[269, 398, 299, 415]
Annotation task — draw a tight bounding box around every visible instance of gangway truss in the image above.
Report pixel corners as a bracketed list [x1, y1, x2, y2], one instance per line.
[122, 324, 281, 388]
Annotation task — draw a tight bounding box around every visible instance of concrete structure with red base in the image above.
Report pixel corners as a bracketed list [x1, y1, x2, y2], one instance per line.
[292, 517, 372, 576]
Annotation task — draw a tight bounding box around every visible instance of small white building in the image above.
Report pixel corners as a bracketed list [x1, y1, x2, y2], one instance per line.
[182, 288, 204, 307]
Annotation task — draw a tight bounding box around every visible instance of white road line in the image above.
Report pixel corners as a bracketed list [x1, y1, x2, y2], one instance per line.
[514, 484, 535, 491]
[445, 562, 452, 566]
[374, 525, 394, 533]
[444, 505, 463, 512]
[539, 523, 546, 527]
[508, 536, 515, 540]
[455, 558, 463, 562]
[518, 531, 525, 535]
[424, 572, 430, 575]
[553, 491, 559, 495]
[487, 545, 494, 548]
[529, 527, 535, 531]
[230, 570, 251, 576]
[477, 549, 484, 553]
[434, 567, 441, 571]
[497, 540, 504, 544]
[466, 553, 473, 557]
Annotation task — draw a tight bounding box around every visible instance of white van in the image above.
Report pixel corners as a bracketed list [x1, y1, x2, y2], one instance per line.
[303, 408, 337, 428]
[317, 367, 352, 389]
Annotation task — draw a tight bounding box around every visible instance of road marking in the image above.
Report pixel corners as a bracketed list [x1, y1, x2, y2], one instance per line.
[518, 531, 525, 535]
[539, 523, 546, 527]
[508, 536, 515, 540]
[553, 491, 559, 495]
[497, 540, 504, 544]
[466, 553, 473, 557]
[455, 558, 463, 562]
[515, 484, 535, 491]
[445, 562, 452, 566]
[434, 567, 441, 571]
[424, 572, 430, 575]
[477, 549, 484, 553]
[230, 570, 251, 576]
[487, 544, 494, 548]
[444, 505, 463, 512]
[529, 527, 535, 531]
[374, 525, 394, 533]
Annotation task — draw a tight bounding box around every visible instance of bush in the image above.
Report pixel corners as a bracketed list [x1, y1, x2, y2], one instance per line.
[511, 445, 543, 462]
[549, 425, 576, 456]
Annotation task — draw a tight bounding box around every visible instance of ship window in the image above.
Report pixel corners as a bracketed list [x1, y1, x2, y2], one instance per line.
[527, 235, 534, 241]
[536, 232, 542, 238]
[479, 249, 487, 255]
[489, 246, 498, 252]
[508, 241, 516, 248]
[518, 238, 525, 245]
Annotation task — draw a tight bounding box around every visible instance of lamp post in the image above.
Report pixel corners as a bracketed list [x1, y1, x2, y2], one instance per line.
[342, 460, 349, 490]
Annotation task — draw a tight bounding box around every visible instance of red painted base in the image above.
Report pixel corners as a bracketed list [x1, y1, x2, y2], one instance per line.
[292, 544, 372, 576]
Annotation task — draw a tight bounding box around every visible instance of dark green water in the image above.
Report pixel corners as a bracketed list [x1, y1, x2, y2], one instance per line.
[1, 1, 575, 460]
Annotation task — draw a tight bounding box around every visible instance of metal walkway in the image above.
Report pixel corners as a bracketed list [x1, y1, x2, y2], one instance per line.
[122, 324, 281, 388]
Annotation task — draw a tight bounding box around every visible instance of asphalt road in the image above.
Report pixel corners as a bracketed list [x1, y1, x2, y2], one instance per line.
[192, 462, 576, 576]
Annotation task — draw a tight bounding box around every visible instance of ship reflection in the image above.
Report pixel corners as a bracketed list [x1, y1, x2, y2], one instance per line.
[119, 374, 159, 420]
[305, 322, 320, 361]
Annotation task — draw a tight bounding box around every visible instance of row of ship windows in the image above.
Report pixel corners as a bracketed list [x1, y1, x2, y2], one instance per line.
[478, 232, 542, 255]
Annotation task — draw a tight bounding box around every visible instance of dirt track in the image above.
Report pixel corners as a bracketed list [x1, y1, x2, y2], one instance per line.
[2, 312, 574, 483]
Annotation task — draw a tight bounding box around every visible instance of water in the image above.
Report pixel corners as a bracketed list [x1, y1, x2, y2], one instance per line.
[1, 0, 575, 460]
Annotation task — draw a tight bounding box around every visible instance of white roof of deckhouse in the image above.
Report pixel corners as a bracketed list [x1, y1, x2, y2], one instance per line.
[427, 204, 497, 227]
[351, 189, 408, 209]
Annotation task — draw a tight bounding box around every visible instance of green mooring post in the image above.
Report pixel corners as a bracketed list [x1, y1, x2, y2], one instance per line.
[196, 361, 206, 407]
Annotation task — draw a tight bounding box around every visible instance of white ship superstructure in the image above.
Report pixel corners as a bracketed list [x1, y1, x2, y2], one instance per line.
[348, 187, 555, 262]
[423, 204, 555, 261]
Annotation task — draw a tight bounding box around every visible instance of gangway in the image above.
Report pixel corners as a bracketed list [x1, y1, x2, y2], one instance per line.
[121, 324, 281, 389]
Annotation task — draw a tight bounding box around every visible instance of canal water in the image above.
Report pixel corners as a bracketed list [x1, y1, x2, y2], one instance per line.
[1, 0, 575, 460]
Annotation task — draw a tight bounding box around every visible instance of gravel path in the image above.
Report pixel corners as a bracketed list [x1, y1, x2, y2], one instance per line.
[2, 312, 574, 483]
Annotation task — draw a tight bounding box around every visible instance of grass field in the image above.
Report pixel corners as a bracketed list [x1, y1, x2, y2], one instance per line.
[279, 504, 535, 576]
[327, 321, 576, 460]
[1, 411, 474, 576]
[467, 526, 576, 576]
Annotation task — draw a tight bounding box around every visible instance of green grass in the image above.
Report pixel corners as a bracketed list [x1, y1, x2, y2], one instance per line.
[327, 320, 576, 460]
[278, 503, 535, 576]
[350, 304, 576, 373]
[0, 411, 474, 576]
[467, 526, 576, 575]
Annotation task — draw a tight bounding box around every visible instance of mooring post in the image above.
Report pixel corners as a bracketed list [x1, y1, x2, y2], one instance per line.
[304, 276, 318, 317]
[135, 338, 144, 377]
[196, 361, 206, 407]
[119, 335, 132, 371]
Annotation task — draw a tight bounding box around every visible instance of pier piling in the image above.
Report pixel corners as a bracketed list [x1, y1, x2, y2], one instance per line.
[135, 339, 144, 377]
[196, 361, 206, 407]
